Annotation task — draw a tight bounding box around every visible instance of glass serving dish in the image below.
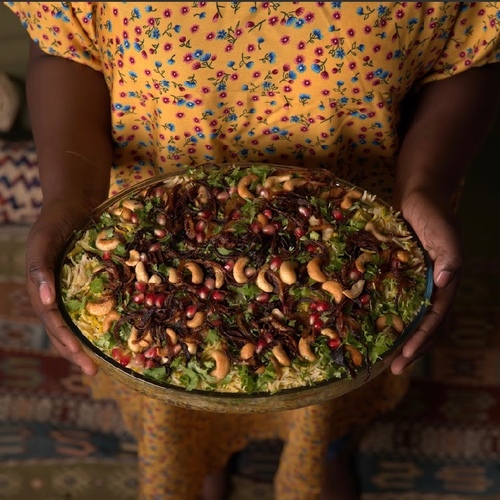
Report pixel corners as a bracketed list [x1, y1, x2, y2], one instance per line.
[56, 164, 433, 414]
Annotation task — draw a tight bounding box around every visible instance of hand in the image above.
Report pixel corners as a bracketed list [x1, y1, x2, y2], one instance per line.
[390, 190, 463, 375]
[26, 198, 100, 375]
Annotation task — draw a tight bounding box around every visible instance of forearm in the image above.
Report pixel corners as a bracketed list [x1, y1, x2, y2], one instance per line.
[27, 41, 112, 208]
[395, 64, 500, 210]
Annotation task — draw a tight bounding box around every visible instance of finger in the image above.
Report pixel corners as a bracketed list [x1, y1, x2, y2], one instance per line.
[49, 332, 99, 376]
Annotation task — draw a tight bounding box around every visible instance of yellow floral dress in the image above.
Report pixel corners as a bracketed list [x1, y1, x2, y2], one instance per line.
[7, 2, 500, 499]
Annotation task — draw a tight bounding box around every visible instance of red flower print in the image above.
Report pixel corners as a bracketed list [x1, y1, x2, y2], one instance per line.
[191, 24, 199, 33]
[380, 19, 387, 27]
[42, 5, 49, 11]
[366, 72, 374, 80]
[280, 35, 290, 45]
[183, 53, 193, 63]
[426, 7, 434, 14]
[123, 18, 128, 25]
[129, 57, 135, 64]
[364, 25, 372, 34]
[180, 6, 189, 15]
[353, 87, 360, 94]
[235, 28, 243, 37]
[295, 7, 304, 16]
[303, 79, 311, 87]
[202, 87, 210, 94]
[348, 61, 357, 70]
[333, 11, 341, 20]
[206, 32, 215, 40]
[246, 21, 255, 28]
[176, 112, 185, 119]
[247, 44, 256, 52]
[386, 52, 393, 60]
[283, 85, 292, 93]
[416, 2, 422, 8]
[478, 9, 485, 15]
[304, 12, 315, 22]
[163, 43, 172, 51]
[347, 28, 355, 37]
[231, 74, 239, 81]
[331, 37, 340, 46]
[322, 89, 330, 96]
[192, 61, 201, 70]
[314, 47, 324, 56]
[135, 26, 142, 35]
[253, 71, 262, 78]
[225, 44, 234, 52]
[295, 55, 305, 64]
[269, 16, 279, 26]
[373, 44, 381, 53]
[148, 17, 155, 26]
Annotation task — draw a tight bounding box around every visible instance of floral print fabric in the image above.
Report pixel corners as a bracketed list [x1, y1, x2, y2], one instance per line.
[7, 2, 500, 499]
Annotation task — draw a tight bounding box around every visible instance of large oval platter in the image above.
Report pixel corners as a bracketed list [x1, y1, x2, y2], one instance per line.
[56, 163, 433, 413]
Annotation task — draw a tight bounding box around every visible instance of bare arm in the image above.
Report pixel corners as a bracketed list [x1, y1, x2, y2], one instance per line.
[391, 63, 500, 374]
[26, 40, 113, 374]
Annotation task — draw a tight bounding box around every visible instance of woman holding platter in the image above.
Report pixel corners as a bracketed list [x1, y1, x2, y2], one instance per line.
[7, 2, 500, 499]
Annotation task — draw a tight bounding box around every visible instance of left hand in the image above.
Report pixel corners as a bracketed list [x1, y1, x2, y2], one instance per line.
[390, 189, 463, 375]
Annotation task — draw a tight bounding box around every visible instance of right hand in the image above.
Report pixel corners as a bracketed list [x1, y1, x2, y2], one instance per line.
[26, 198, 100, 375]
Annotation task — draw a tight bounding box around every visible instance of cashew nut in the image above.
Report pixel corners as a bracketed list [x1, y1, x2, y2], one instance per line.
[396, 250, 410, 263]
[186, 341, 198, 355]
[237, 174, 258, 199]
[122, 199, 144, 211]
[256, 264, 274, 293]
[138, 330, 153, 348]
[212, 266, 225, 289]
[125, 249, 141, 267]
[167, 267, 181, 284]
[344, 344, 363, 367]
[321, 328, 339, 339]
[135, 261, 149, 283]
[342, 279, 366, 299]
[272, 344, 291, 367]
[112, 206, 133, 222]
[307, 257, 328, 283]
[340, 190, 362, 209]
[209, 350, 231, 381]
[165, 328, 178, 345]
[95, 230, 120, 251]
[322, 227, 335, 241]
[263, 174, 292, 189]
[279, 260, 298, 285]
[127, 326, 142, 353]
[298, 337, 317, 362]
[321, 280, 344, 303]
[102, 310, 120, 333]
[85, 296, 116, 316]
[365, 221, 391, 242]
[240, 342, 256, 361]
[355, 252, 373, 273]
[148, 274, 162, 284]
[186, 311, 206, 329]
[283, 177, 307, 192]
[233, 257, 250, 284]
[185, 261, 204, 284]
[197, 185, 210, 206]
[375, 314, 404, 334]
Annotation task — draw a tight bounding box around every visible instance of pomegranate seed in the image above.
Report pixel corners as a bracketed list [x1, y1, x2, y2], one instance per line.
[120, 354, 131, 366]
[195, 232, 205, 244]
[156, 213, 167, 226]
[230, 210, 242, 220]
[247, 303, 258, 314]
[262, 224, 276, 235]
[305, 243, 317, 253]
[309, 302, 318, 312]
[149, 242, 161, 252]
[198, 286, 210, 300]
[250, 221, 262, 234]
[263, 209, 273, 219]
[204, 277, 215, 290]
[154, 228, 167, 238]
[145, 359, 156, 369]
[131, 213, 139, 224]
[224, 260, 235, 272]
[391, 259, 402, 270]
[272, 221, 281, 231]
[298, 205, 312, 218]
[216, 191, 230, 201]
[359, 294, 371, 306]
[196, 220, 207, 232]
[256, 339, 267, 354]
[245, 267, 256, 278]
[315, 301, 330, 312]
[259, 187, 271, 199]
[144, 346, 158, 359]
[133, 292, 145, 304]
[309, 313, 321, 325]
[264, 332, 274, 343]
[211, 318, 222, 327]
[228, 186, 238, 196]
[256, 293, 270, 303]
[111, 347, 124, 362]
[328, 338, 341, 349]
[140, 252, 148, 263]
[155, 294, 166, 308]
[313, 319, 324, 330]
[145, 293, 156, 307]
[186, 305, 198, 319]
[270, 256, 282, 271]
[153, 187, 166, 199]
[348, 268, 362, 281]
[211, 290, 225, 301]
[102, 251, 111, 261]
[294, 227, 306, 238]
[131, 353, 146, 367]
[135, 282, 147, 292]
[332, 210, 344, 221]
[198, 209, 212, 219]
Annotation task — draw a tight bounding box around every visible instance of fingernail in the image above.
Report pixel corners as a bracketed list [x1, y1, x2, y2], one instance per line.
[436, 270, 453, 287]
[39, 282, 53, 304]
